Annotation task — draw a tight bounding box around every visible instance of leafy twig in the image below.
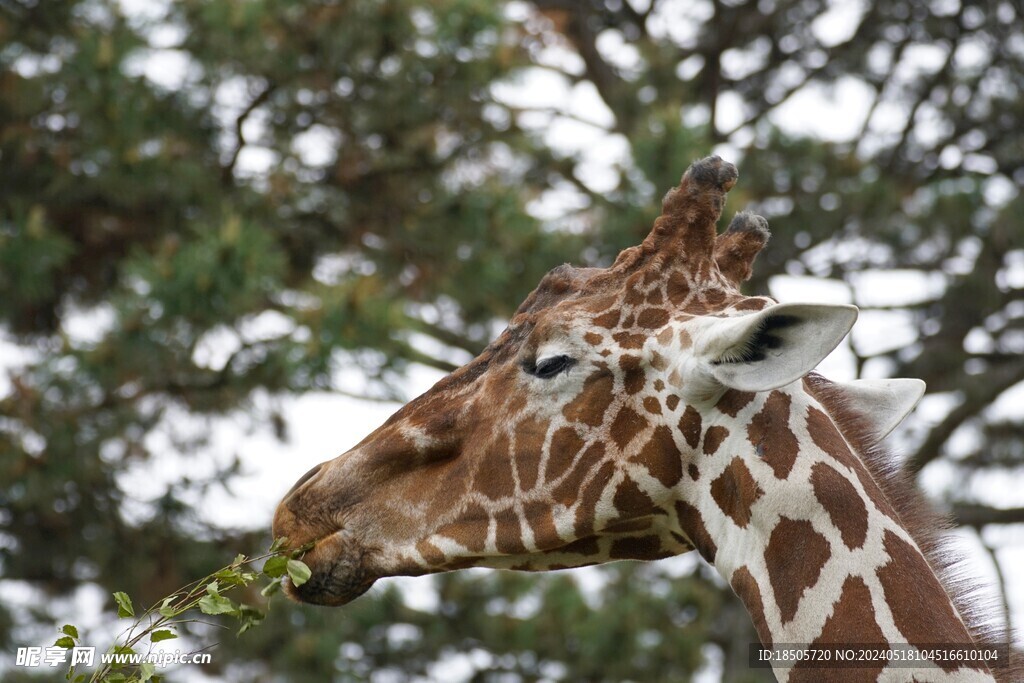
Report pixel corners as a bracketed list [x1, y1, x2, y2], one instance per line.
[55, 537, 311, 683]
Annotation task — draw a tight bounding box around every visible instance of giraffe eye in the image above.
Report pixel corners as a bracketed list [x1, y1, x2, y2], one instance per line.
[527, 355, 577, 379]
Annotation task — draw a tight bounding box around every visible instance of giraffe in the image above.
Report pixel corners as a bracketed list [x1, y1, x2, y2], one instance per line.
[273, 156, 1015, 682]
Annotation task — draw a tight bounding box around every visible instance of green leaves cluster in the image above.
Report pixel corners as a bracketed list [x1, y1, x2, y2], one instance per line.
[53, 541, 309, 683]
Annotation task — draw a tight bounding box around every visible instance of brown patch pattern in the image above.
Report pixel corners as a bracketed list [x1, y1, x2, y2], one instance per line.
[878, 530, 979, 672]
[612, 331, 646, 349]
[636, 307, 670, 328]
[642, 396, 662, 415]
[632, 425, 682, 488]
[764, 516, 831, 624]
[610, 405, 646, 450]
[612, 476, 658, 517]
[524, 500, 560, 550]
[513, 427, 544, 492]
[575, 460, 616, 536]
[675, 500, 717, 562]
[619, 355, 646, 394]
[551, 443, 602, 505]
[734, 297, 771, 311]
[563, 372, 614, 427]
[806, 406, 898, 521]
[716, 389, 754, 417]
[678, 328, 693, 349]
[546, 427, 585, 481]
[810, 462, 868, 550]
[438, 502, 489, 553]
[747, 391, 799, 479]
[494, 506, 525, 554]
[477, 435, 514, 499]
[678, 406, 703, 450]
[417, 539, 447, 566]
[702, 425, 730, 455]
[667, 271, 690, 304]
[731, 566, 773, 647]
[710, 457, 764, 528]
[794, 576, 886, 682]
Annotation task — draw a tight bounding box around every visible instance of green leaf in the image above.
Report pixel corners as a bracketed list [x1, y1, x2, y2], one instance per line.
[198, 593, 237, 616]
[61, 624, 79, 639]
[269, 537, 289, 553]
[236, 605, 265, 635]
[260, 578, 282, 597]
[262, 555, 288, 578]
[214, 567, 245, 587]
[158, 596, 178, 618]
[286, 559, 312, 587]
[150, 629, 177, 643]
[108, 645, 134, 670]
[290, 541, 315, 557]
[113, 591, 134, 618]
[54, 636, 75, 649]
[233, 553, 246, 565]
[139, 661, 157, 681]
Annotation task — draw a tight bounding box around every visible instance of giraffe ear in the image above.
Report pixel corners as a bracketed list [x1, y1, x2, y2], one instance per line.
[702, 303, 858, 393]
[828, 378, 926, 440]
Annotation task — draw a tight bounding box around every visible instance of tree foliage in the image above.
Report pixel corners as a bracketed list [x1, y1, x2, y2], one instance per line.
[1, 0, 1022, 680]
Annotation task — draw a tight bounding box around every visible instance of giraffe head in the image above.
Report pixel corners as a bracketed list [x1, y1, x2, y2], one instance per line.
[273, 156, 866, 606]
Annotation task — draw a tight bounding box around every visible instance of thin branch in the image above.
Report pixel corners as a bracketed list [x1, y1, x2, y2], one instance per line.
[397, 343, 461, 374]
[951, 503, 1024, 527]
[885, 8, 963, 172]
[905, 362, 1024, 474]
[855, 22, 916, 144]
[532, 0, 634, 134]
[406, 317, 487, 357]
[221, 81, 276, 185]
[503, 105, 613, 132]
[977, 529, 1012, 638]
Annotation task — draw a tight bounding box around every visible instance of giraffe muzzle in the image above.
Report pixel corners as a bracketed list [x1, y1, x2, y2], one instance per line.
[282, 529, 376, 606]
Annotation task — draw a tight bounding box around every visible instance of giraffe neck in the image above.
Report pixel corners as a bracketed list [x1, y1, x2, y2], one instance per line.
[680, 385, 995, 682]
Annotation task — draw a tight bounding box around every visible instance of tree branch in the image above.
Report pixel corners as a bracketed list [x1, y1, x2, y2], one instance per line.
[905, 362, 1024, 474]
[406, 316, 487, 357]
[977, 529, 1012, 637]
[952, 503, 1024, 527]
[221, 81, 276, 185]
[532, 0, 636, 134]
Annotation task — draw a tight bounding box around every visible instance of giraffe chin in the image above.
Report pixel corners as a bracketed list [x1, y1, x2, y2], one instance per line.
[282, 533, 376, 606]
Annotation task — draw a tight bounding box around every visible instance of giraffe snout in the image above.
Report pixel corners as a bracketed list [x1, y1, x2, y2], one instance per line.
[273, 462, 335, 551]
[286, 462, 323, 496]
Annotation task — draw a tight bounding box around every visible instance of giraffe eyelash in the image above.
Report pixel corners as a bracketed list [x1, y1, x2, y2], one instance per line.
[523, 355, 577, 379]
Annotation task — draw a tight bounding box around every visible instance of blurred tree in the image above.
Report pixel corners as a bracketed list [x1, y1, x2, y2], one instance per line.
[1, 0, 1022, 680]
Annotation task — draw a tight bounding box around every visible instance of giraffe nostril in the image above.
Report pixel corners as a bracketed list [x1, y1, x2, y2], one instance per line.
[287, 463, 323, 496]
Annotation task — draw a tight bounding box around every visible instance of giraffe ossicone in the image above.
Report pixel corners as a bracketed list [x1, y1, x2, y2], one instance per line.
[274, 156, 1012, 682]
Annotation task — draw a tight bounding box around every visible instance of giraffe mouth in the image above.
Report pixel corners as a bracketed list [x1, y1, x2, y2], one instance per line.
[282, 532, 377, 606]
